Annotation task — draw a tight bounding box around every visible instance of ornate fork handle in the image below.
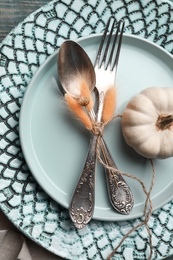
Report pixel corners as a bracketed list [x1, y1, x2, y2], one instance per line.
[69, 135, 97, 229]
[100, 138, 134, 214]
[89, 93, 134, 214]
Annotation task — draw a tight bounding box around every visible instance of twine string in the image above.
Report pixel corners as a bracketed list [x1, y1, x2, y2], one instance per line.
[85, 104, 155, 260]
[94, 129, 155, 260]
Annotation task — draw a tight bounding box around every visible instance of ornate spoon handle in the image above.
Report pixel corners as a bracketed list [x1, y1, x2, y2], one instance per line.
[69, 135, 97, 229]
[100, 138, 134, 214]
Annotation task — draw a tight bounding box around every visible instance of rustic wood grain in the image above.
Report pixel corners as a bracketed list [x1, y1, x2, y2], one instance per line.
[0, 0, 49, 42]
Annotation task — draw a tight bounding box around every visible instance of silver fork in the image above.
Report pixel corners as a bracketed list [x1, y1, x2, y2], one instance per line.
[69, 19, 134, 229]
[92, 18, 134, 215]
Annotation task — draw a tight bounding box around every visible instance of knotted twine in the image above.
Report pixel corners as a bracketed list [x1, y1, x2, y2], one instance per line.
[91, 115, 156, 260]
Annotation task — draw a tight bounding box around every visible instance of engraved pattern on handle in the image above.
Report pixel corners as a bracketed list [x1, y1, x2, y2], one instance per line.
[69, 135, 97, 229]
[100, 139, 134, 214]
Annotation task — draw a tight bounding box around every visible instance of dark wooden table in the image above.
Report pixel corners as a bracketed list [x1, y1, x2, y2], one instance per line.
[0, 2, 63, 259]
[0, 0, 49, 42]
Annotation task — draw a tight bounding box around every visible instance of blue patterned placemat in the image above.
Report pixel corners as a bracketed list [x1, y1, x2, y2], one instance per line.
[0, 0, 173, 259]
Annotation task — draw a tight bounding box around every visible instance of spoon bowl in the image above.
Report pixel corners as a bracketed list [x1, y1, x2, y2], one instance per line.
[58, 40, 96, 98]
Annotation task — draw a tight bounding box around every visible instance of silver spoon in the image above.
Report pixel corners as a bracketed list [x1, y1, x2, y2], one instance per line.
[58, 40, 96, 99]
[58, 40, 97, 228]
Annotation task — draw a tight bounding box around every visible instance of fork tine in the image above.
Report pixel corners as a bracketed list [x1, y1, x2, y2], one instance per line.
[94, 17, 112, 68]
[102, 18, 116, 67]
[94, 18, 124, 73]
[104, 19, 124, 71]
[111, 20, 125, 72]
[106, 20, 121, 70]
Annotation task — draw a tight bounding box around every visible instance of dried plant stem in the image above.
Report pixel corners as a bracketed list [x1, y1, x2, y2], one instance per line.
[79, 81, 94, 111]
[65, 93, 92, 130]
[102, 86, 117, 124]
[96, 139, 155, 260]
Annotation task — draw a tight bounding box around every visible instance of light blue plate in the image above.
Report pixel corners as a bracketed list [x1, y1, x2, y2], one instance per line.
[19, 33, 173, 221]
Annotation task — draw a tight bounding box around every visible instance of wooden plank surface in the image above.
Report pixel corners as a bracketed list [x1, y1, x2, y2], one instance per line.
[0, 0, 48, 42]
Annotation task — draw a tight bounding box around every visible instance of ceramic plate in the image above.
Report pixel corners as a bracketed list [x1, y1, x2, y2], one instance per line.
[1, 0, 173, 259]
[19, 33, 173, 221]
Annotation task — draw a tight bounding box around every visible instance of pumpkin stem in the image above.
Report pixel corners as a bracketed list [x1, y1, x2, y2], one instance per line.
[156, 114, 173, 130]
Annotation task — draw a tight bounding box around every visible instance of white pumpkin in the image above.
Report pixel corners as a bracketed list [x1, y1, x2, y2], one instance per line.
[121, 87, 173, 159]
